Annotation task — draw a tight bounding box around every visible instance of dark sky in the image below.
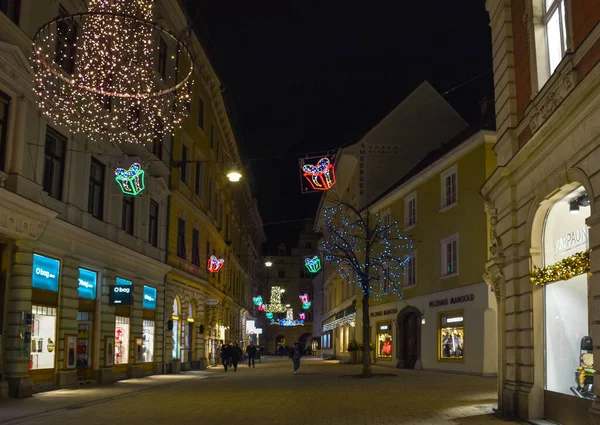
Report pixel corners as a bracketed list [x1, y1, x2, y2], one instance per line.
[183, 0, 493, 253]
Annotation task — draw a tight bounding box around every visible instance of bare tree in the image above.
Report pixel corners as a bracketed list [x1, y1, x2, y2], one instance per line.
[321, 201, 412, 376]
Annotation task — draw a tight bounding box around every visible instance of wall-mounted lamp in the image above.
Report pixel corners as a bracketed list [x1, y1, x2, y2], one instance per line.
[570, 200, 580, 215]
[421, 318, 426, 325]
[226, 168, 242, 182]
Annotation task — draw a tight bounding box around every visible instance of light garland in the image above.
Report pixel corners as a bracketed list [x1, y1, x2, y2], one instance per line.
[323, 313, 356, 332]
[530, 250, 590, 286]
[302, 157, 336, 191]
[115, 163, 145, 195]
[207, 255, 225, 273]
[264, 286, 287, 313]
[252, 296, 263, 306]
[32, 0, 192, 145]
[272, 319, 305, 327]
[305, 256, 322, 273]
[321, 203, 413, 300]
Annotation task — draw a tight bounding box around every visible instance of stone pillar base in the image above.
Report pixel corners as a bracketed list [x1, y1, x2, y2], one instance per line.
[7, 376, 33, 398]
[0, 380, 9, 399]
[128, 365, 144, 379]
[97, 367, 115, 385]
[501, 384, 518, 419]
[171, 360, 181, 374]
[57, 370, 78, 389]
[198, 358, 208, 370]
[181, 362, 191, 371]
[589, 400, 600, 424]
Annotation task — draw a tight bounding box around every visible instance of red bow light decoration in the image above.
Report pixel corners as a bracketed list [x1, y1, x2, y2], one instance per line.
[207, 255, 225, 273]
[302, 157, 336, 191]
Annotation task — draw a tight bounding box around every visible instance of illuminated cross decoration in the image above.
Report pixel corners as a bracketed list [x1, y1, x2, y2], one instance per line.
[264, 286, 287, 313]
[115, 163, 145, 196]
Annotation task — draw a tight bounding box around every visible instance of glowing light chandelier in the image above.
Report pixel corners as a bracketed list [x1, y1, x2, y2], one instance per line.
[32, 0, 193, 145]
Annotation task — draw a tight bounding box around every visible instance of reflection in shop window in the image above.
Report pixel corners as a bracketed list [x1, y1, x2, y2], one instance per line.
[377, 323, 392, 358]
[115, 316, 130, 364]
[77, 311, 92, 368]
[439, 314, 464, 360]
[30, 306, 57, 370]
[143, 320, 154, 362]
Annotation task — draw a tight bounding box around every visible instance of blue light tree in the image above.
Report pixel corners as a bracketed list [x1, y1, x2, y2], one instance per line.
[321, 201, 413, 376]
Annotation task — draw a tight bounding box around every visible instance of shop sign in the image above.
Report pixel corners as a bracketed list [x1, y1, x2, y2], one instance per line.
[143, 285, 157, 310]
[554, 226, 588, 254]
[441, 315, 464, 326]
[429, 294, 474, 308]
[78, 268, 97, 300]
[32, 254, 61, 292]
[116, 277, 132, 286]
[370, 308, 398, 317]
[379, 324, 390, 330]
[109, 285, 133, 305]
[206, 298, 219, 306]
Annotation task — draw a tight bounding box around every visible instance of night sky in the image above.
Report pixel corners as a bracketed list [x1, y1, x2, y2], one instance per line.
[182, 0, 493, 253]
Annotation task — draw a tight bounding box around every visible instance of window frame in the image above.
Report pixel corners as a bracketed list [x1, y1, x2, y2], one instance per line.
[148, 199, 159, 247]
[88, 156, 105, 220]
[121, 195, 135, 236]
[157, 37, 167, 79]
[440, 165, 458, 211]
[152, 118, 163, 159]
[0, 91, 9, 171]
[194, 160, 202, 196]
[180, 144, 188, 184]
[177, 218, 186, 259]
[55, 6, 77, 74]
[43, 127, 67, 201]
[198, 98, 205, 129]
[191, 228, 200, 266]
[440, 233, 459, 278]
[404, 192, 417, 229]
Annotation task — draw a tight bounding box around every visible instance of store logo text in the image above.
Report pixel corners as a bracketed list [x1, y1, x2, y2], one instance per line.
[429, 294, 474, 308]
[554, 226, 588, 253]
[36, 268, 55, 279]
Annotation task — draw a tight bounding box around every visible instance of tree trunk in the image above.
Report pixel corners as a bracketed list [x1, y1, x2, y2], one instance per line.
[361, 283, 372, 377]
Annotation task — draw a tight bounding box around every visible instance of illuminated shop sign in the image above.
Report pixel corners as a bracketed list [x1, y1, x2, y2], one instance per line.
[78, 268, 97, 299]
[109, 285, 133, 305]
[32, 254, 61, 292]
[446, 316, 463, 324]
[441, 315, 464, 326]
[143, 285, 157, 310]
[380, 325, 389, 330]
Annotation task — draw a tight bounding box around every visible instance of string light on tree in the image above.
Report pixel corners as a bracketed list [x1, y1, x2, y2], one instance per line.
[32, 0, 193, 145]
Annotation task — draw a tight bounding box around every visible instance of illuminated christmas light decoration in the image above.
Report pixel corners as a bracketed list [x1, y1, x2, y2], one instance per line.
[258, 304, 266, 311]
[115, 163, 145, 196]
[207, 255, 225, 273]
[252, 296, 263, 306]
[299, 294, 312, 310]
[264, 286, 287, 313]
[275, 319, 304, 327]
[286, 308, 294, 321]
[530, 250, 590, 286]
[302, 301, 312, 310]
[32, 0, 193, 145]
[302, 157, 336, 191]
[265, 312, 273, 319]
[305, 256, 322, 273]
[299, 313, 306, 321]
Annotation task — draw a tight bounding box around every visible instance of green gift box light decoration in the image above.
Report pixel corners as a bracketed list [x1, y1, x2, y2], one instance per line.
[305, 256, 321, 273]
[115, 163, 145, 196]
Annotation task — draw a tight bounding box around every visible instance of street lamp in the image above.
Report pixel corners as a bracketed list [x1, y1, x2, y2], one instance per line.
[265, 260, 273, 267]
[226, 168, 242, 182]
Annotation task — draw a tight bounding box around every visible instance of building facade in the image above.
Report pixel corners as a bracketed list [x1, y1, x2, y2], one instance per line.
[483, 0, 600, 423]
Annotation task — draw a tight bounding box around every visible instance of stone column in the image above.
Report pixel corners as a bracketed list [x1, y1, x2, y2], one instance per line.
[56, 256, 79, 388]
[98, 269, 116, 384]
[4, 243, 33, 398]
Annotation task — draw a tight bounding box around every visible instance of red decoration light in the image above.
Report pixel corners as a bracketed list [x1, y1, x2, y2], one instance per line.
[299, 313, 306, 321]
[258, 304, 266, 311]
[207, 255, 225, 273]
[302, 157, 336, 191]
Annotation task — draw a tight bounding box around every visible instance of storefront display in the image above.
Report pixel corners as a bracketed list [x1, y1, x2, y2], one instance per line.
[172, 318, 179, 359]
[115, 316, 130, 364]
[29, 305, 57, 370]
[543, 187, 591, 397]
[77, 311, 92, 368]
[142, 320, 154, 363]
[377, 323, 393, 358]
[32, 254, 60, 292]
[439, 314, 464, 360]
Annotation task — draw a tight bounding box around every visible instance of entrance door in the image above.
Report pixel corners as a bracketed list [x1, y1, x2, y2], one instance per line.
[403, 312, 418, 369]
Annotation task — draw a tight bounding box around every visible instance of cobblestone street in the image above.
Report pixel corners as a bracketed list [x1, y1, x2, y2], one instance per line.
[0, 357, 522, 425]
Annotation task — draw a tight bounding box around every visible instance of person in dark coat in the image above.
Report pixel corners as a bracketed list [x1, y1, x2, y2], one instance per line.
[290, 342, 301, 374]
[246, 342, 257, 368]
[221, 343, 232, 372]
[231, 343, 242, 371]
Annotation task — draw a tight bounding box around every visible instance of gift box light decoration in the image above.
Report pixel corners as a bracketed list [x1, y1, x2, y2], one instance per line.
[264, 286, 287, 313]
[530, 250, 590, 286]
[305, 256, 322, 273]
[253, 296, 263, 306]
[302, 157, 336, 191]
[207, 255, 225, 273]
[299, 313, 306, 321]
[115, 163, 145, 196]
[265, 312, 273, 319]
[32, 0, 193, 145]
[258, 304, 266, 311]
[299, 294, 312, 310]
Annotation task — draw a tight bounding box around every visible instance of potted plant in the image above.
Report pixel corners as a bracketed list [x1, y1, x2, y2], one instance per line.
[348, 340, 360, 364]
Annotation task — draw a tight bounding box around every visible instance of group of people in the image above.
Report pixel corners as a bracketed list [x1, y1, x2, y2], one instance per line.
[220, 341, 303, 373]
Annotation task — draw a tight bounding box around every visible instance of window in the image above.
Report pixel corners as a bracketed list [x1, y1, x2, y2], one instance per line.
[115, 316, 130, 364]
[195, 161, 202, 196]
[152, 119, 163, 159]
[278, 269, 285, 278]
[30, 306, 57, 370]
[181, 145, 188, 184]
[142, 320, 155, 363]
[198, 98, 205, 129]
[148, 200, 159, 247]
[377, 323, 393, 358]
[544, 0, 567, 78]
[88, 157, 105, 220]
[210, 125, 214, 149]
[206, 241, 210, 262]
[0, 89, 9, 171]
[441, 166, 457, 209]
[43, 127, 66, 200]
[439, 313, 464, 360]
[406, 252, 417, 287]
[121, 196, 134, 235]
[192, 228, 200, 266]
[55, 7, 77, 74]
[225, 214, 229, 240]
[405, 193, 417, 228]
[441, 234, 458, 276]
[177, 218, 186, 259]
[157, 37, 167, 79]
[381, 208, 391, 236]
[207, 178, 213, 210]
[305, 242, 312, 249]
[0, 0, 21, 24]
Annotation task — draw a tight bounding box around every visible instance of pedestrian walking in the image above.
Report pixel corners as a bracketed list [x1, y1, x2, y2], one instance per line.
[220, 343, 230, 372]
[231, 342, 242, 372]
[290, 342, 301, 374]
[246, 342, 257, 368]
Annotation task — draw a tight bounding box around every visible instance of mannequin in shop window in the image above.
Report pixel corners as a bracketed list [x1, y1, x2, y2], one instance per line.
[381, 336, 392, 356]
[443, 332, 452, 358]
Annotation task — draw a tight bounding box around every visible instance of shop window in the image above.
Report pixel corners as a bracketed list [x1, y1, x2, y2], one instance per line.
[77, 311, 92, 368]
[115, 316, 130, 364]
[30, 306, 57, 370]
[542, 187, 590, 397]
[377, 323, 393, 358]
[439, 313, 464, 360]
[142, 319, 154, 362]
[43, 127, 66, 201]
[172, 298, 180, 359]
